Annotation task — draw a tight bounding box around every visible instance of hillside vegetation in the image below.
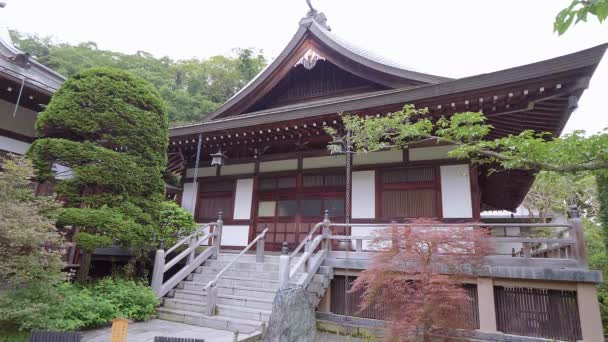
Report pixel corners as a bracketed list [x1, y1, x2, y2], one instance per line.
[10, 31, 267, 125]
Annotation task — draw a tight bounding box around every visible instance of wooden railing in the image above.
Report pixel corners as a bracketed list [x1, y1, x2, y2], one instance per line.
[203, 226, 269, 316]
[278, 215, 588, 289]
[151, 213, 223, 298]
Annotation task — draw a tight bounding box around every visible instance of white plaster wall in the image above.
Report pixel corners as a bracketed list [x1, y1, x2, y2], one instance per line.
[186, 167, 216, 178]
[221, 163, 255, 176]
[233, 178, 254, 220]
[353, 150, 403, 165]
[491, 227, 522, 255]
[0, 135, 30, 154]
[409, 145, 455, 161]
[351, 171, 375, 219]
[440, 164, 473, 218]
[302, 155, 345, 169]
[259, 159, 298, 173]
[351, 170, 377, 250]
[221, 225, 249, 246]
[351, 226, 380, 250]
[181, 182, 197, 214]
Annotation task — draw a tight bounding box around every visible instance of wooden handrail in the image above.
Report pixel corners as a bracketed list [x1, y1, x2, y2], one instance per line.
[166, 222, 214, 255]
[204, 227, 269, 316]
[204, 227, 269, 291]
[289, 235, 323, 279]
[151, 213, 224, 298]
[290, 222, 324, 258]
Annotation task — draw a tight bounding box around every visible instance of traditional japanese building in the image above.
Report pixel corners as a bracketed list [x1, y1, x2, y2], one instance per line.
[0, 28, 64, 160]
[168, 10, 604, 249]
[158, 5, 607, 341]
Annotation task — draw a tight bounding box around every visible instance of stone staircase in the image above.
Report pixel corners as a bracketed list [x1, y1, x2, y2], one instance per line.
[156, 253, 332, 334]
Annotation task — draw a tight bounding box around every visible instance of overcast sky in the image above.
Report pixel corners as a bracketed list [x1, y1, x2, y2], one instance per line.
[2, 0, 607, 134]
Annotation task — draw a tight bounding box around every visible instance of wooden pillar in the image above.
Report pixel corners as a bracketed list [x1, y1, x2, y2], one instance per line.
[477, 278, 497, 332]
[577, 283, 603, 341]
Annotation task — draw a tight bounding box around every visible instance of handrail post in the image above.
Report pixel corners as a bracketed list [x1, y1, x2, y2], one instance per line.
[322, 210, 331, 251]
[151, 242, 165, 298]
[305, 236, 313, 273]
[256, 225, 266, 263]
[206, 284, 218, 316]
[570, 205, 588, 268]
[187, 233, 197, 264]
[279, 242, 291, 289]
[213, 212, 223, 259]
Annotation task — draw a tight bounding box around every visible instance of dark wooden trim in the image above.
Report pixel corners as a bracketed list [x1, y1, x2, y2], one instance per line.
[0, 127, 35, 143]
[435, 165, 444, 219]
[470, 165, 481, 220]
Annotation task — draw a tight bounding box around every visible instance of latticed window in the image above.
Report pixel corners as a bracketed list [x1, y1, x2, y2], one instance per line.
[197, 180, 234, 221]
[379, 167, 438, 219]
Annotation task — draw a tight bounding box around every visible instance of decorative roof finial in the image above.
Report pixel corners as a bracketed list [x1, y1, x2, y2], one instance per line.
[306, 0, 315, 12]
[300, 0, 331, 31]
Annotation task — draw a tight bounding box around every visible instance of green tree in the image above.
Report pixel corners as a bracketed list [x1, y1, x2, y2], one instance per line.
[28, 67, 168, 282]
[0, 156, 66, 333]
[328, 105, 608, 236]
[0, 155, 65, 289]
[555, 0, 608, 35]
[523, 172, 608, 332]
[157, 201, 197, 247]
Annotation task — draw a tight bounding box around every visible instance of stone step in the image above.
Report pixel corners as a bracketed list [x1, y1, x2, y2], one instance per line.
[191, 273, 281, 290]
[203, 259, 280, 272]
[196, 265, 279, 280]
[217, 254, 280, 264]
[163, 298, 272, 322]
[157, 307, 262, 334]
[172, 289, 275, 310]
[181, 281, 277, 300]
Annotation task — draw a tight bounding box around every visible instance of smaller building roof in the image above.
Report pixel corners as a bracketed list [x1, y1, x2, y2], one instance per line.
[0, 27, 65, 95]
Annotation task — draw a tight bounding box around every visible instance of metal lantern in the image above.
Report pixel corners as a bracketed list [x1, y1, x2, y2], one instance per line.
[327, 139, 346, 155]
[210, 149, 227, 166]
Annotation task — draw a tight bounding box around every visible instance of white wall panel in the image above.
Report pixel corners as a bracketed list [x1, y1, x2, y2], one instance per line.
[353, 150, 402, 165]
[186, 167, 216, 178]
[440, 164, 472, 218]
[259, 159, 298, 173]
[351, 171, 375, 219]
[221, 163, 255, 176]
[233, 178, 254, 220]
[409, 145, 455, 161]
[0, 135, 30, 154]
[302, 155, 345, 169]
[221, 225, 250, 246]
[181, 182, 197, 214]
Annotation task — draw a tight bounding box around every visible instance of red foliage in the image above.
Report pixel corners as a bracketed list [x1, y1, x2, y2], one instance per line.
[350, 218, 490, 341]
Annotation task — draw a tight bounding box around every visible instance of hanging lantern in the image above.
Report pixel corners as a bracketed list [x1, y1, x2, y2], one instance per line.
[327, 139, 346, 155]
[210, 149, 227, 166]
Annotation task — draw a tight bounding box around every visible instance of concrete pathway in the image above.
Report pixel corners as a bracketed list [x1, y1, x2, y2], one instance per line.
[81, 319, 257, 342]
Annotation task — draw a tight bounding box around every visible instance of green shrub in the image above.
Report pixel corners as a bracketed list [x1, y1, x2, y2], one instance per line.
[90, 278, 158, 321]
[157, 201, 197, 247]
[0, 278, 159, 332]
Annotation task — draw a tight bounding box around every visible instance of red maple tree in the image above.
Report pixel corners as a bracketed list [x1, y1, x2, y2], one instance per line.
[350, 219, 490, 341]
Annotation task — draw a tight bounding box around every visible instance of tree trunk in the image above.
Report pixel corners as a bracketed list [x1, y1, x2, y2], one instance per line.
[76, 251, 92, 283]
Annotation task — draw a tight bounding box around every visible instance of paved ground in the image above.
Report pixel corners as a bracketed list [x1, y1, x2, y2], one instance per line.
[81, 319, 257, 342]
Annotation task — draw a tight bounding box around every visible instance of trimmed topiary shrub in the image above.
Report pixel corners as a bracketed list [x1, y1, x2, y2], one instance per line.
[28, 67, 169, 281]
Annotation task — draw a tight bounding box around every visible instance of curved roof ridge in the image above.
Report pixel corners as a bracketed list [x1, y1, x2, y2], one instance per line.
[309, 21, 449, 82]
[201, 19, 452, 122]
